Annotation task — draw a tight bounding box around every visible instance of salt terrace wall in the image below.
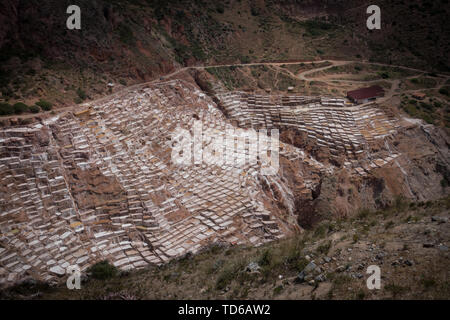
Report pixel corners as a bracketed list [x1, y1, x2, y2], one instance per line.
[217, 91, 402, 176]
[0, 80, 407, 287]
[0, 80, 325, 286]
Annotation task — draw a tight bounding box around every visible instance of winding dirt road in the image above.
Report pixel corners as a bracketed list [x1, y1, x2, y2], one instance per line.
[2, 59, 448, 121]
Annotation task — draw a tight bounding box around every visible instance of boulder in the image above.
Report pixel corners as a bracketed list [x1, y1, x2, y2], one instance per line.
[295, 271, 306, 283]
[303, 261, 317, 274]
[246, 262, 261, 273]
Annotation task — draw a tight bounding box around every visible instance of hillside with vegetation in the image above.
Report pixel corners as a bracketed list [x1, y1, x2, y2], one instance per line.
[0, 0, 449, 111]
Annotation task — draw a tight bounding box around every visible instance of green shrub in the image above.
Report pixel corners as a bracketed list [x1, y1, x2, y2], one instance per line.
[175, 10, 185, 20]
[317, 240, 332, 254]
[76, 88, 87, 100]
[313, 222, 330, 238]
[273, 285, 283, 295]
[0, 103, 13, 115]
[29, 105, 40, 113]
[216, 5, 224, 13]
[258, 249, 272, 267]
[422, 113, 434, 124]
[13, 102, 28, 114]
[439, 88, 449, 96]
[240, 55, 251, 64]
[216, 267, 234, 290]
[385, 283, 406, 297]
[393, 196, 408, 211]
[421, 277, 437, 290]
[118, 23, 135, 45]
[87, 260, 118, 280]
[36, 99, 52, 111]
[357, 208, 371, 219]
[300, 19, 334, 37]
[250, 7, 260, 16]
[385, 221, 395, 229]
[418, 103, 432, 113]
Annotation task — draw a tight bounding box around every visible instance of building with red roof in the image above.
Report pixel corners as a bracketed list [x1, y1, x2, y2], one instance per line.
[347, 85, 385, 104]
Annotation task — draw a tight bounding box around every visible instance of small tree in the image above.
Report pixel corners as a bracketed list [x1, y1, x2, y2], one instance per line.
[439, 88, 449, 96]
[0, 103, 14, 115]
[87, 260, 118, 280]
[216, 5, 224, 13]
[251, 7, 260, 16]
[13, 102, 28, 114]
[76, 88, 87, 100]
[29, 105, 40, 113]
[36, 99, 53, 111]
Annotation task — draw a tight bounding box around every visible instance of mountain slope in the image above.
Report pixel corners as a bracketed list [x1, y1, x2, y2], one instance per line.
[0, 0, 449, 108]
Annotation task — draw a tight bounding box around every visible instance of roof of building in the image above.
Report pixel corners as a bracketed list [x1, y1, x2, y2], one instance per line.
[347, 85, 384, 100]
[413, 92, 426, 98]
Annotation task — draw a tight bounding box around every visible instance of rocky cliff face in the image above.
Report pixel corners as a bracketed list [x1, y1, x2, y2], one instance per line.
[288, 120, 450, 224]
[213, 85, 449, 227]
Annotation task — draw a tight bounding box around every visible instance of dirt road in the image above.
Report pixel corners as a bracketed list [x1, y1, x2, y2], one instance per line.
[2, 59, 448, 120]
